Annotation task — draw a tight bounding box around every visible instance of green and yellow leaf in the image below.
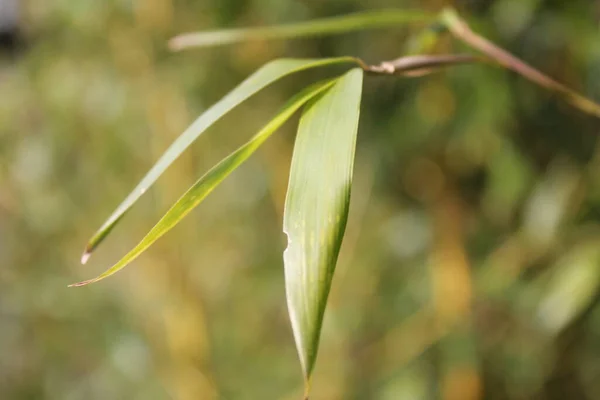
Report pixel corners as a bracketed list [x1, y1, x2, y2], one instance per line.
[169, 10, 434, 51]
[82, 57, 359, 260]
[71, 78, 338, 287]
[283, 68, 363, 393]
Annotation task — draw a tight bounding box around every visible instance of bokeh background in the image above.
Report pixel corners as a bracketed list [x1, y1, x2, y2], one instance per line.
[2, 0, 600, 399]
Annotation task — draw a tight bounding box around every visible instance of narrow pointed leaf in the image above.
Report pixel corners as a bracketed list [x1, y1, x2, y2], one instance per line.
[169, 10, 435, 51]
[283, 68, 363, 389]
[83, 57, 359, 259]
[71, 79, 338, 287]
[536, 240, 600, 335]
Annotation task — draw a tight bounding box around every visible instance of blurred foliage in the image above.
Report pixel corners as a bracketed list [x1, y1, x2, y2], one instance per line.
[1, 0, 600, 399]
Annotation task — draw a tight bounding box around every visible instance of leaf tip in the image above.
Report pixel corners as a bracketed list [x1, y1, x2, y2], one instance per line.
[168, 36, 185, 52]
[68, 278, 96, 288]
[303, 381, 311, 400]
[80, 250, 91, 265]
[302, 373, 313, 400]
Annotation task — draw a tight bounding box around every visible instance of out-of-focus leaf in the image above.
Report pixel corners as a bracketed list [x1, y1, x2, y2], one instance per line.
[536, 239, 600, 335]
[83, 57, 359, 260]
[71, 78, 338, 287]
[169, 10, 435, 51]
[403, 21, 448, 55]
[283, 68, 363, 392]
[521, 163, 580, 253]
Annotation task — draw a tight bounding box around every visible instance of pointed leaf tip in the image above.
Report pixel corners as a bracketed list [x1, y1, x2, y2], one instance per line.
[84, 57, 359, 254]
[72, 79, 338, 287]
[68, 279, 96, 288]
[80, 251, 91, 265]
[303, 381, 311, 400]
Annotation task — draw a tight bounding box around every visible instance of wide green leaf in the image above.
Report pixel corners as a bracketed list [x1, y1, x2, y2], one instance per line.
[83, 57, 359, 261]
[169, 10, 434, 51]
[71, 79, 338, 287]
[283, 68, 363, 392]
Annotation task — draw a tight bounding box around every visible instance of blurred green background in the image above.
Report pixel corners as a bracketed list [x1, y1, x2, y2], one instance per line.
[2, 0, 600, 399]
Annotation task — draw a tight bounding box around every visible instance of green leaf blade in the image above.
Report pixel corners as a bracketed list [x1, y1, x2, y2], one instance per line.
[83, 57, 359, 259]
[71, 78, 338, 287]
[283, 68, 363, 388]
[169, 10, 435, 50]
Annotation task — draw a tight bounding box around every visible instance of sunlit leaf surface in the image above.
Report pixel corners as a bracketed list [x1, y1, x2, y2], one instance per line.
[71, 79, 338, 287]
[83, 57, 359, 259]
[283, 68, 363, 392]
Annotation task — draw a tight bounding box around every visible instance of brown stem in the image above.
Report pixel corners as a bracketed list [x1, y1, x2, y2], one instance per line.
[441, 8, 600, 118]
[362, 54, 484, 77]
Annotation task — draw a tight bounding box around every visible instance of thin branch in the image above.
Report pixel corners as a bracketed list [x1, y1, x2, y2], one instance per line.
[441, 8, 600, 118]
[363, 53, 484, 77]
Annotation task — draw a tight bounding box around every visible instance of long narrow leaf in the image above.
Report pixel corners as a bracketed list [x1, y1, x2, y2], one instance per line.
[71, 79, 338, 287]
[169, 10, 435, 51]
[83, 57, 359, 261]
[283, 68, 363, 393]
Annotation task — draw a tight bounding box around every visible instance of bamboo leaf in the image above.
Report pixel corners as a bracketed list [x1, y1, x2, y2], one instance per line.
[70, 79, 338, 287]
[83, 57, 359, 261]
[536, 239, 600, 335]
[169, 10, 435, 51]
[364, 54, 482, 77]
[283, 68, 363, 393]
